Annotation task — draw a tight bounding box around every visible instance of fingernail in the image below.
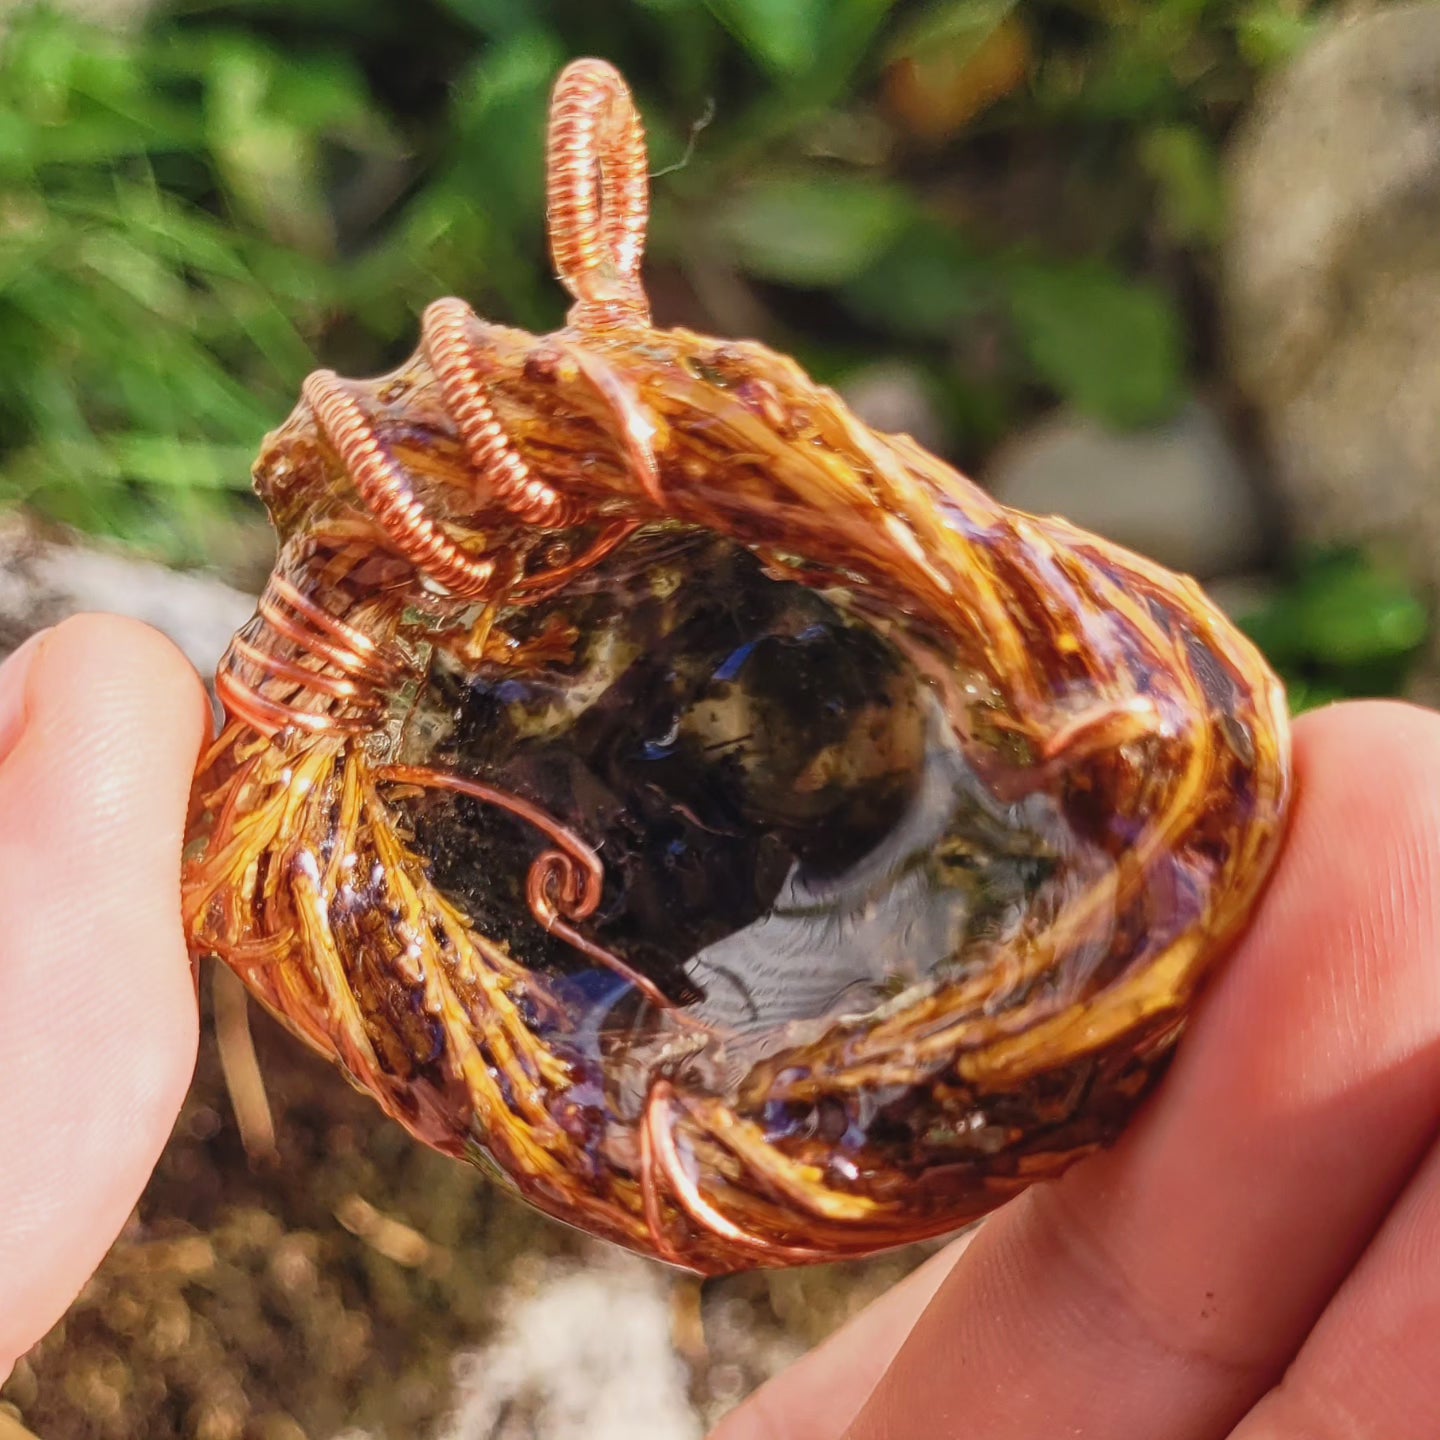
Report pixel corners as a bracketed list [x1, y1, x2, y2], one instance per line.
[0, 629, 51, 767]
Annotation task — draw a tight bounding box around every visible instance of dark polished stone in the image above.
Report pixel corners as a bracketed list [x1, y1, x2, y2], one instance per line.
[390, 528, 1065, 1092]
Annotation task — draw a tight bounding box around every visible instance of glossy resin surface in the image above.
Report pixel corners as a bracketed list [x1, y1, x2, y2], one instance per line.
[183, 60, 1292, 1273]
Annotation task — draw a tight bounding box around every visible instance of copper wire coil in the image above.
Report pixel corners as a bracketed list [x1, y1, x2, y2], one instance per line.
[216, 571, 399, 739]
[288, 56, 660, 603]
[215, 669, 351, 738]
[421, 297, 579, 529]
[304, 370, 502, 600]
[547, 58, 650, 322]
[259, 574, 399, 690]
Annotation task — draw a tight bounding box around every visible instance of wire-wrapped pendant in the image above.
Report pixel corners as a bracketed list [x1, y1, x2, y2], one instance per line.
[183, 59, 1291, 1275]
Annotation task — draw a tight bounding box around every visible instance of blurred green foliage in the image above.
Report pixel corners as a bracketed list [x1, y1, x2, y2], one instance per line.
[1240, 550, 1431, 713]
[0, 0, 1427, 694]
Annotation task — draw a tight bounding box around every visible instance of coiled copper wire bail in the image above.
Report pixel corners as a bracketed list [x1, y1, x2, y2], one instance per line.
[547, 58, 651, 332]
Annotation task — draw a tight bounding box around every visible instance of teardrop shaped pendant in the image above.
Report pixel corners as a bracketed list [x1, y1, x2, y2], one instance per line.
[183, 59, 1291, 1275]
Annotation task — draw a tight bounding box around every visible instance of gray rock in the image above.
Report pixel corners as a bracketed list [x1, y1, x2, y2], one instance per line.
[840, 360, 948, 455]
[984, 401, 1267, 580]
[0, 514, 255, 677]
[1225, 2, 1440, 604]
[439, 1253, 702, 1440]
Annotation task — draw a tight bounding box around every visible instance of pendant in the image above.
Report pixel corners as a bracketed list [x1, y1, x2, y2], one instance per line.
[182, 59, 1291, 1274]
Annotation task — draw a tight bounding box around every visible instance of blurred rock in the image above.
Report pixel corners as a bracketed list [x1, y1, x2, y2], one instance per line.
[984, 401, 1266, 580]
[0, 514, 255, 676]
[840, 360, 948, 454]
[1225, 2, 1440, 606]
[1202, 572, 1282, 626]
[440, 1254, 701, 1440]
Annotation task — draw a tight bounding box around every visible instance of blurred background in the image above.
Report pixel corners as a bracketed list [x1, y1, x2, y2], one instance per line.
[1, 0, 1437, 1436]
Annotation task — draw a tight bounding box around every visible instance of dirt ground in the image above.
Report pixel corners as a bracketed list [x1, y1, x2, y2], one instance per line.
[1, 975, 931, 1440]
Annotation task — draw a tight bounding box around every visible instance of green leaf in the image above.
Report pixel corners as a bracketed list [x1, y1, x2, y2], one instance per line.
[446, 30, 565, 213]
[108, 436, 261, 491]
[719, 176, 914, 287]
[704, 0, 830, 78]
[842, 223, 994, 340]
[1236, 5, 1320, 69]
[1298, 561, 1428, 667]
[1004, 261, 1185, 428]
[1240, 551, 1430, 697]
[1140, 124, 1224, 246]
[1283, 678, 1347, 716]
[433, 0, 543, 36]
[202, 38, 398, 254]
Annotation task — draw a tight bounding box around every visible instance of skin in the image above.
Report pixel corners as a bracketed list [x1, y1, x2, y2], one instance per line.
[2, 616, 1439, 1440]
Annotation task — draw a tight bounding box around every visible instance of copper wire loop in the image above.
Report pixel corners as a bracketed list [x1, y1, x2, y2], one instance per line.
[641, 1081, 834, 1265]
[216, 572, 400, 739]
[547, 58, 650, 325]
[421, 297, 576, 527]
[376, 764, 678, 1012]
[304, 370, 500, 598]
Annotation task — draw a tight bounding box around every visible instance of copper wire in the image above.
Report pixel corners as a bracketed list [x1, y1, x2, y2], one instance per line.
[376, 763, 677, 1011]
[547, 58, 651, 329]
[216, 670, 339, 737]
[262, 575, 395, 685]
[304, 370, 499, 598]
[510, 518, 641, 603]
[217, 571, 400, 739]
[561, 342, 666, 507]
[1038, 695, 1162, 763]
[642, 1081, 835, 1265]
[421, 297, 575, 527]
[638, 1098, 682, 1266]
[291, 63, 659, 602]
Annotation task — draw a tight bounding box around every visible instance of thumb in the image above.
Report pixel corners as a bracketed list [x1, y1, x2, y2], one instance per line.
[0, 616, 208, 1373]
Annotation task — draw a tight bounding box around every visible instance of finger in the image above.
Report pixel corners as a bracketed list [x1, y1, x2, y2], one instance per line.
[713, 1235, 975, 1440]
[716, 700, 1440, 1440]
[1229, 1099, 1440, 1437]
[0, 615, 208, 1374]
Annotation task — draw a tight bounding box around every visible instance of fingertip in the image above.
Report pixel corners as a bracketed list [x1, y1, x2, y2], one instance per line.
[18, 612, 212, 763]
[1291, 697, 1440, 810]
[3, 611, 209, 1091]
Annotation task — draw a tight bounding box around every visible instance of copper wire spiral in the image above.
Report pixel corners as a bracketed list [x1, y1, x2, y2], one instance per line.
[284, 57, 657, 609]
[377, 765, 679, 1011]
[295, 57, 659, 597]
[546, 57, 651, 329]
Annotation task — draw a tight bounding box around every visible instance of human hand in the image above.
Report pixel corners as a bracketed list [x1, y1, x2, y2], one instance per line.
[5, 622, 1439, 1440]
[715, 698, 1440, 1439]
[0, 616, 207, 1379]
